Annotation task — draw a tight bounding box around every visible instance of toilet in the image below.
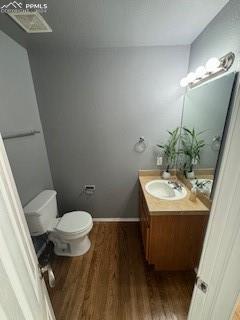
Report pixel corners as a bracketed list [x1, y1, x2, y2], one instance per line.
[24, 190, 93, 256]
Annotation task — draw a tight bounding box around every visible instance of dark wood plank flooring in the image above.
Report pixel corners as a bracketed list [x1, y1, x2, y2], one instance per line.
[48, 222, 195, 320]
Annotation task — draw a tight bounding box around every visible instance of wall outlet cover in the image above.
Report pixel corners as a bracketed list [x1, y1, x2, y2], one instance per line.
[157, 156, 163, 166]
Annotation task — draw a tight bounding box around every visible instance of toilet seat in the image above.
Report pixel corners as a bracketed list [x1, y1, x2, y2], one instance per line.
[55, 211, 92, 235]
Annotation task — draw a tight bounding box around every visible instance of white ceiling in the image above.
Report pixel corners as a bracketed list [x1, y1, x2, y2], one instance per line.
[26, 0, 229, 49]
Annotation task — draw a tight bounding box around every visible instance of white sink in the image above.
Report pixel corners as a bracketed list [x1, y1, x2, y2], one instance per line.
[145, 180, 187, 200]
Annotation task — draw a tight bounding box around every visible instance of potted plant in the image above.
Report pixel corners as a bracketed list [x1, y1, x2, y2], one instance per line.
[180, 127, 205, 179]
[157, 128, 180, 179]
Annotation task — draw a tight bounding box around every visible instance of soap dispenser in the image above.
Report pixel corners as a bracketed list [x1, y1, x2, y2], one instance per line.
[189, 186, 197, 202]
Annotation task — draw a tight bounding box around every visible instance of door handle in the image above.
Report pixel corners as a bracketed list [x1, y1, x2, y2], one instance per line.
[40, 264, 56, 288]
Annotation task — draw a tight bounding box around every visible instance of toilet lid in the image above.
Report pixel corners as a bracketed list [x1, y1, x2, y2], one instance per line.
[56, 211, 92, 234]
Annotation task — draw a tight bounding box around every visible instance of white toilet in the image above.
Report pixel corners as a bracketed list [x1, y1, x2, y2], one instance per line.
[24, 190, 93, 257]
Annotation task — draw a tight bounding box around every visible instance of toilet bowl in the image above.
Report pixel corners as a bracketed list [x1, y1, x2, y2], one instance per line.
[24, 190, 93, 257]
[49, 211, 93, 256]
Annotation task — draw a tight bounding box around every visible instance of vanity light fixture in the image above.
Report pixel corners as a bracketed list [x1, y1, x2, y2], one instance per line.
[186, 72, 197, 83]
[180, 77, 189, 87]
[180, 52, 235, 88]
[205, 57, 221, 73]
[195, 66, 206, 78]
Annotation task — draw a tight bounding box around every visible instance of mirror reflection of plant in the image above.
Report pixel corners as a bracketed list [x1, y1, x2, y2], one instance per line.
[157, 128, 180, 172]
[180, 127, 205, 172]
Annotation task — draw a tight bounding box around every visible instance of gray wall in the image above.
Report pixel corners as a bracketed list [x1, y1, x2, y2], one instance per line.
[189, 0, 240, 72]
[0, 31, 53, 206]
[30, 46, 189, 217]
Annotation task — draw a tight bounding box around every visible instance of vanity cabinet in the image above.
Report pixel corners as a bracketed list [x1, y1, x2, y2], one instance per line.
[139, 187, 150, 260]
[139, 186, 208, 271]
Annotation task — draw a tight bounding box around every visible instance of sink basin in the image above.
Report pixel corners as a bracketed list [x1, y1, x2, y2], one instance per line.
[145, 180, 187, 200]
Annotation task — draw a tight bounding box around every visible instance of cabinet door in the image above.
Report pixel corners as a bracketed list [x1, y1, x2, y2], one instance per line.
[139, 186, 149, 260]
[149, 214, 208, 271]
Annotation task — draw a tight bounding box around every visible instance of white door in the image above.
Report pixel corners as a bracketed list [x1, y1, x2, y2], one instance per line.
[0, 135, 55, 320]
[188, 82, 240, 319]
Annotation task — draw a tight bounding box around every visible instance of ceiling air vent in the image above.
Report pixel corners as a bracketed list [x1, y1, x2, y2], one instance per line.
[8, 11, 52, 33]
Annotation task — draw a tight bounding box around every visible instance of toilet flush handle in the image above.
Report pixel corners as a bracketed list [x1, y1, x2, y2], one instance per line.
[40, 264, 56, 288]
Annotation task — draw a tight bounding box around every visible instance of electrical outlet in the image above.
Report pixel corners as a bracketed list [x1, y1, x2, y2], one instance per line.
[157, 156, 163, 166]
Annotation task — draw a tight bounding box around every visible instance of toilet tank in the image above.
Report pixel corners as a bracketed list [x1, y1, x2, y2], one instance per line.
[24, 190, 58, 236]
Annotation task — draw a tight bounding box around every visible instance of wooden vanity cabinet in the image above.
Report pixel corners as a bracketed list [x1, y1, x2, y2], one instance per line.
[139, 187, 150, 260]
[139, 187, 208, 271]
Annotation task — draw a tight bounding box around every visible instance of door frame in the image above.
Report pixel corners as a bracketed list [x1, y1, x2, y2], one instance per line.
[188, 77, 240, 319]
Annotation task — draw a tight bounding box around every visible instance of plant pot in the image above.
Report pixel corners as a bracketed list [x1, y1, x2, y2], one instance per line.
[186, 171, 195, 179]
[162, 171, 171, 180]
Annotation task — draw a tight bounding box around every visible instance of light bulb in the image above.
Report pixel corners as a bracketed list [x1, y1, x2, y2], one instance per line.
[206, 57, 221, 73]
[195, 66, 206, 78]
[186, 72, 197, 83]
[180, 77, 188, 87]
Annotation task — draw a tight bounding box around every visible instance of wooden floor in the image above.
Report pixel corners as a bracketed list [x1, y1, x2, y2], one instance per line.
[48, 222, 195, 320]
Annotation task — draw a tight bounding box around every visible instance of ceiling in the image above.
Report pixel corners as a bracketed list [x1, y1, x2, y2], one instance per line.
[8, 0, 230, 49]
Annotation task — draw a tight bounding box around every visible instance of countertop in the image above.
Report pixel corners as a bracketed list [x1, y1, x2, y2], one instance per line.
[139, 172, 209, 216]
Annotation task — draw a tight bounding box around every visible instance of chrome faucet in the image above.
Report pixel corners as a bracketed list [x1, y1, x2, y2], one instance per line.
[195, 180, 212, 189]
[168, 180, 183, 191]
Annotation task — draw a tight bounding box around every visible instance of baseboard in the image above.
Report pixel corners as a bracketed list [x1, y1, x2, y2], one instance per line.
[93, 218, 140, 222]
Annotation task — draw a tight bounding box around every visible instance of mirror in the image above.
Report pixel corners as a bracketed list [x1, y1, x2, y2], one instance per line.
[178, 72, 236, 199]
